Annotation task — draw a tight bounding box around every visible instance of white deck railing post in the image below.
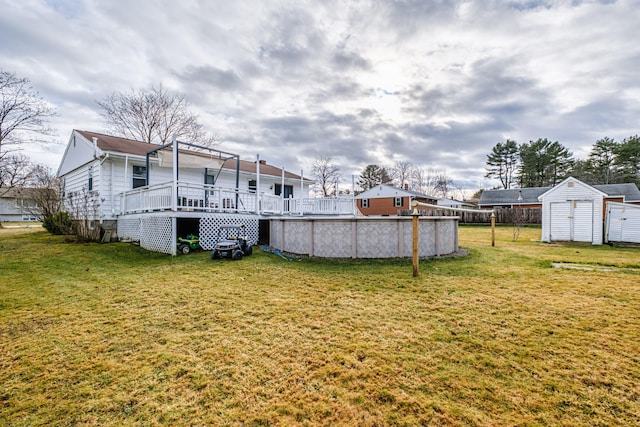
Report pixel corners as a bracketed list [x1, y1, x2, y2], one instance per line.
[172, 135, 178, 212]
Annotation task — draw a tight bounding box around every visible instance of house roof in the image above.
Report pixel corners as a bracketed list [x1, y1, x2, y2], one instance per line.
[592, 183, 640, 202]
[75, 130, 310, 181]
[437, 197, 475, 207]
[478, 187, 550, 206]
[479, 179, 640, 206]
[0, 187, 45, 199]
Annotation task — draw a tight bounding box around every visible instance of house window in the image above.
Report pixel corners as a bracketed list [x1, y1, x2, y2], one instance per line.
[248, 179, 257, 193]
[132, 165, 147, 189]
[88, 166, 93, 191]
[275, 184, 293, 198]
[361, 199, 370, 208]
[394, 197, 403, 207]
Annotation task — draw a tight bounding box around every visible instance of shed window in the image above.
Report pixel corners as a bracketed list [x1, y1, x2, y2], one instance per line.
[248, 179, 257, 193]
[394, 197, 403, 207]
[361, 199, 370, 208]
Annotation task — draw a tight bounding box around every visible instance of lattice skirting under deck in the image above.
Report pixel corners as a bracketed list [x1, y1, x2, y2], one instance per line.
[117, 213, 259, 255]
[199, 214, 259, 250]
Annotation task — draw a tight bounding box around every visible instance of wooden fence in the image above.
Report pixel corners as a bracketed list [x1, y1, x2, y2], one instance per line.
[399, 207, 542, 224]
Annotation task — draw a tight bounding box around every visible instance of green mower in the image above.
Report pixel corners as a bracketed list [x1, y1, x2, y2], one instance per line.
[177, 234, 200, 254]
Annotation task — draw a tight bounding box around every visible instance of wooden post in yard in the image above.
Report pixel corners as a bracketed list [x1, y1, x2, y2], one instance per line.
[491, 211, 496, 247]
[411, 200, 419, 277]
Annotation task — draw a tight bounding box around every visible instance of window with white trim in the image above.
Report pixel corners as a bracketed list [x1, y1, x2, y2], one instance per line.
[361, 199, 370, 208]
[205, 168, 216, 185]
[132, 165, 147, 189]
[394, 197, 403, 207]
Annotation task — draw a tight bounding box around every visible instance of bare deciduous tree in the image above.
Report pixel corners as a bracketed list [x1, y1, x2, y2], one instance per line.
[311, 155, 340, 197]
[411, 166, 455, 198]
[97, 85, 219, 146]
[25, 164, 61, 220]
[0, 70, 56, 154]
[65, 188, 101, 242]
[0, 153, 35, 196]
[391, 160, 412, 189]
[433, 170, 454, 198]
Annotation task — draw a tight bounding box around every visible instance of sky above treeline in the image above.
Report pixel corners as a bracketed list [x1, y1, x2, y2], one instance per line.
[2, 0, 639, 194]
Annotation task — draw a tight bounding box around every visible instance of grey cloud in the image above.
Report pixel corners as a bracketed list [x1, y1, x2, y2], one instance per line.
[332, 50, 371, 71]
[178, 65, 244, 91]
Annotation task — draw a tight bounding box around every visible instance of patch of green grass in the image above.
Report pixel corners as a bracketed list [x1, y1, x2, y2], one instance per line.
[1, 225, 639, 426]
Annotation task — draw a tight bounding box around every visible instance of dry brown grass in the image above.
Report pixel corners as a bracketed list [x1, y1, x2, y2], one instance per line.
[1, 225, 639, 426]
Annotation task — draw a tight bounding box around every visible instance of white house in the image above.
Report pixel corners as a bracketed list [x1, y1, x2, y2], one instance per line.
[56, 130, 318, 253]
[0, 188, 41, 222]
[538, 177, 640, 245]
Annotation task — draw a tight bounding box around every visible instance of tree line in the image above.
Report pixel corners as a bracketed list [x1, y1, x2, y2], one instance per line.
[486, 137, 640, 189]
[311, 157, 458, 199]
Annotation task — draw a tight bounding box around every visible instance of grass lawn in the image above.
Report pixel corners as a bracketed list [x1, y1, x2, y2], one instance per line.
[1, 225, 639, 426]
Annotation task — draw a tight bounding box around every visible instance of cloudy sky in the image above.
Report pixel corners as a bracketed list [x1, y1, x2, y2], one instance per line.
[2, 0, 639, 194]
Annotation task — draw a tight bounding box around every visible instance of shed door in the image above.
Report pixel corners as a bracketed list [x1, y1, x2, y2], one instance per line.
[549, 200, 593, 242]
[573, 201, 593, 242]
[550, 202, 571, 241]
[608, 204, 640, 243]
[607, 205, 624, 242]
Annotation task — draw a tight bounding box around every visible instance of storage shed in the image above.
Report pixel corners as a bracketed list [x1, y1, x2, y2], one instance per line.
[538, 177, 606, 245]
[605, 202, 640, 244]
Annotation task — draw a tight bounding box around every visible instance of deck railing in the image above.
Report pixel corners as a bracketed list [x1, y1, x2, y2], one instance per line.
[120, 182, 355, 216]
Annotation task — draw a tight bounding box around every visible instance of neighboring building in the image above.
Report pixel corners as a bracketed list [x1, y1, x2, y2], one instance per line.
[539, 177, 640, 245]
[0, 188, 41, 222]
[355, 184, 437, 216]
[56, 130, 316, 252]
[437, 198, 476, 209]
[478, 187, 548, 209]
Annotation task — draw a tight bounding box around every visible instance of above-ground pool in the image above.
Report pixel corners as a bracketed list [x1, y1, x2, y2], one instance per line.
[269, 216, 458, 258]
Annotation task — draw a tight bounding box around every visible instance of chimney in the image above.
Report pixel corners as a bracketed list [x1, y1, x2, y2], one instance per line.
[404, 183, 409, 190]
